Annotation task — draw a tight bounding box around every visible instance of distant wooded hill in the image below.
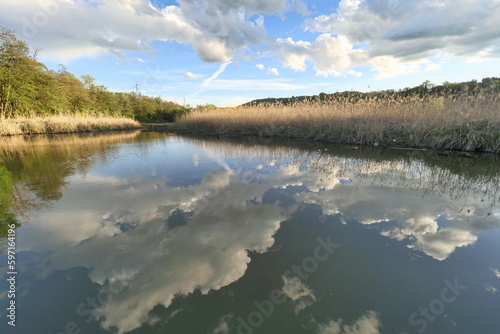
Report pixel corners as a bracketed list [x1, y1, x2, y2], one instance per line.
[243, 77, 500, 106]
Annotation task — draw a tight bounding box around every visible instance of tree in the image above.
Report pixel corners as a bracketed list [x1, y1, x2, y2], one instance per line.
[0, 26, 192, 120]
[55, 67, 91, 111]
[421, 80, 435, 90]
[81, 74, 96, 91]
[0, 27, 59, 116]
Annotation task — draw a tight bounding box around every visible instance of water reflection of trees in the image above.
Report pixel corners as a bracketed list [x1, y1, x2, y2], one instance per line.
[184, 135, 500, 214]
[0, 166, 18, 236]
[0, 131, 171, 239]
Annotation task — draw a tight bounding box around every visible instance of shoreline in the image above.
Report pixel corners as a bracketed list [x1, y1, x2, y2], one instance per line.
[150, 125, 483, 157]
[170, 125, 500, 154]
[175, 92, 500, 154]
[0, 115, 142, 136]
[1, 117, 497, 156]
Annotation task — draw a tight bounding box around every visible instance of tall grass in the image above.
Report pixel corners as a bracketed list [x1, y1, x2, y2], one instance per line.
[177, 90, 500, 153]
[0, 114, 141, 136]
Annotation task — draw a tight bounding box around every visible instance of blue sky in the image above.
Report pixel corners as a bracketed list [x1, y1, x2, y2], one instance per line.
[1, 0, 499, 106]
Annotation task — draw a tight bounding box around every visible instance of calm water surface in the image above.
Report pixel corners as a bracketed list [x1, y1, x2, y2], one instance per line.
[1, 131, 500, 334]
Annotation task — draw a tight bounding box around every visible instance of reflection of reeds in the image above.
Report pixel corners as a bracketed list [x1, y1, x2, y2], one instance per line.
[0, 131, 168, 221]
[0, 130, 142, 156]
[185, 135, 500, 214]
[178, 92, 500, 153]
[0, 115, 141, 136]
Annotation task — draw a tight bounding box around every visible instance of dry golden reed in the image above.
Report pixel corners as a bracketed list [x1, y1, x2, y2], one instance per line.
[0, 114, 141, 136]
[177, 92, 500, 153]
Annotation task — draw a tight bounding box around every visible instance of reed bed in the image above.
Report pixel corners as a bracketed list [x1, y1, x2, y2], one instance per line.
[0, 114, 141, 136]
[177, 91, 500, 153]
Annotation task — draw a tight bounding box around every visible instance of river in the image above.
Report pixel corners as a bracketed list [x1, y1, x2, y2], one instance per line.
[1, 131, 499, 334]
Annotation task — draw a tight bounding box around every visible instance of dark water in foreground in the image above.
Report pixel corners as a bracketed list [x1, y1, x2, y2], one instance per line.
[1, 131, 499, 334]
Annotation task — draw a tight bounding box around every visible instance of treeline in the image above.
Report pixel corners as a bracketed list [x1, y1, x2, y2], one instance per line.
[0, 27, 187, 122]
[244, 78, 500, 106]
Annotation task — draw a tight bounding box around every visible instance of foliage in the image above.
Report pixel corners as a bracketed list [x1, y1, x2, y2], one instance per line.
[0, 26, 186, 121]
[245, 78, 500, 106]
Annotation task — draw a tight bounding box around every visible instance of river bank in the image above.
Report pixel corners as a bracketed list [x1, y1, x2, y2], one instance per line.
[175, 92, 500, 154]
[0, 115, 141, 136]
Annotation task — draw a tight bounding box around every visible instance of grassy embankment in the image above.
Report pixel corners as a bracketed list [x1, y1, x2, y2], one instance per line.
[0, 114, 141, 136]
[177, 90, 500, 153]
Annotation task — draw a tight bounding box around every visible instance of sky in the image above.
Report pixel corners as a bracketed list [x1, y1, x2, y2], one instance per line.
[1, 0, 499, 107]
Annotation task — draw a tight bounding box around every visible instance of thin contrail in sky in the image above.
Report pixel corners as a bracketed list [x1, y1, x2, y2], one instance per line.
[189, 61, 232, 97]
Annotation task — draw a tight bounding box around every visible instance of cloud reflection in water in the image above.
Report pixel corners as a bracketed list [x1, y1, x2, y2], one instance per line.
[7, 134, 500, 333]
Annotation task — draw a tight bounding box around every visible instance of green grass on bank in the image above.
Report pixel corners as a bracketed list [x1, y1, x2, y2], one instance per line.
[0, 114, 141, 136]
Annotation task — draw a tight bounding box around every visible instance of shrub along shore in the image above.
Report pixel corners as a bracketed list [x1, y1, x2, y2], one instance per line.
[176, 88, 500, 154]
[0, 114, 141, 136]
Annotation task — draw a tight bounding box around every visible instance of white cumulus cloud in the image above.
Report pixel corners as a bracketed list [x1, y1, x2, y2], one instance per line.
[185, 71, 204, 78]
[2, 0, 497, 78]
[0, 0, 269, 62]
[256, 63, 280, 75]
[301, 0, 500, 77]
[269, 67, 279, 75]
